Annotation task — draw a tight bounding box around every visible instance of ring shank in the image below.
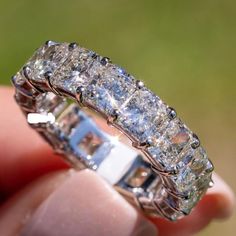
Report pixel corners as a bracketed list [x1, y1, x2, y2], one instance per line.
[11, 41, 213, 221]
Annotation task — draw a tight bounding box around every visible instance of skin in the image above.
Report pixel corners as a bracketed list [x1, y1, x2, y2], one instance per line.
[0, 86, 235, 236]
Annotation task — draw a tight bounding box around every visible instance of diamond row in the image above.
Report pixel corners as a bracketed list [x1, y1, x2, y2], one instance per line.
[18, 41, 214, 217]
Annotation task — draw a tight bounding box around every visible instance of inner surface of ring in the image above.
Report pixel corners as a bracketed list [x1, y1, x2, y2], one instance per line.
[24, 91, 168, 217]
[12, 41, 214, 221]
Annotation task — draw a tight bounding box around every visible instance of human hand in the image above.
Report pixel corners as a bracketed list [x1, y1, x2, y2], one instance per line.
[0, 86, 234, 236]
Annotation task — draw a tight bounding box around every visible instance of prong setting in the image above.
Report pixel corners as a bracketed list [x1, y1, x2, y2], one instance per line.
[44, 71, 61, 95]
[136, 80, 144, 89]
[68, 42, 78, 51]
[22, 66, 44, 93]
[100, 57, 110, 66]
[151, 164, 179, 177]
[22, 65, 31, 80]
[45, 40, 57, 48]
[132, 141, 151, 150]
[167, 107, 177, 120]
[75, 86, 85, 104]
[191, 133, 200, 149]
[107, 109, 120, 124]
[44, 71, 52, 80]
[205, 160, 214, 173]
[209, 179, 214, 187]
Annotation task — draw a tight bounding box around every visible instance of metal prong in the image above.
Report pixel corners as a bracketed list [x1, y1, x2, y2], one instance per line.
[100, 57, 110, 66]
[90, 89, 99, 98]
[22, 65, 31, 80]
[68, 42, 78, 51]
[91, 53, 98, 59]
[11, 75, 35, 98]
[191, 133, 200, 149]
[163, 199, 189, 216]
[151, 165, 179, 177]
[205, 160, 214, 173]
[75, 86, 85, 104]
[23, 66, 44, 93]
[45, 40, 57, 47]
[44, 71, 61, 95]
[107, 109, 120, 124]
[132, 140, 151, 150]
[136, 80, 144, 89]
[209, 179, 214, 188]
[181, 210, 190, 216]
[167, 107, 177, 120]
[44, 71, 52, 80]
[11, 75, 24, 86]
[162, 184, 191, 200]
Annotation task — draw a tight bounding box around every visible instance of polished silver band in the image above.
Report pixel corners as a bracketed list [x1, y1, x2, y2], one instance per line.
[11, 41, 214, 221]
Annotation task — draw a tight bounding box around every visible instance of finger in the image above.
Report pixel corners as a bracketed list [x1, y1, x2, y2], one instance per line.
[0, 87, 67, 199]
[0, 169, 157, 236]
[0, 86, 122, 199]
[149, 173, 235, 236]
[207, 173, 235, 219]
[0, 170, 69, 236]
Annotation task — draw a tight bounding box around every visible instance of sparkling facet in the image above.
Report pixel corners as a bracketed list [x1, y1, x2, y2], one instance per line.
[179, 190, 203, 214]
[25, 42, 70, 82]
[51, 47, 95, 94]
[117, 88, 168, 142]
[147, 119, 191, 169]
[173, 146, 211, 193]
[84, 62, 136, 116]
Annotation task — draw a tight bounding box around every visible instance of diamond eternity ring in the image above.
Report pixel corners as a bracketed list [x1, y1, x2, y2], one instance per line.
[11, 41, 214, 221]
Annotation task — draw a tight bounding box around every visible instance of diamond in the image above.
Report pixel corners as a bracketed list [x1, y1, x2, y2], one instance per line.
[178, 189, 203, 214]
[24, 42, 70, 82]
[84, 62, 136, 116]
[173, 146, 211, 194]
[117, 88, 168, 142]
[147, 119, 191, 169]
[51, 47, 95, 94]
[12, 73, 25, 86]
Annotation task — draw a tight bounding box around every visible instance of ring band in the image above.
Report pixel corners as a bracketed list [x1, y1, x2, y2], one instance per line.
[11, 40, 214, 221]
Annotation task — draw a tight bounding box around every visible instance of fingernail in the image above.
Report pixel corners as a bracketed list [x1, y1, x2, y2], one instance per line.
[20, 169, 157, 236]
[208, 173, 235, 219]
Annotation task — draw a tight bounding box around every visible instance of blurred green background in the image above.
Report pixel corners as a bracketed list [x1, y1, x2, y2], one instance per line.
[0, 0, 235, 235]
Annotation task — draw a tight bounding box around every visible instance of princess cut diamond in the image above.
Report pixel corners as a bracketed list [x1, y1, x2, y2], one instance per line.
[24, 42, 70, 82]
[84, 61, 136, 116]
[116, 88, 168, 143]
[147, 119, 191, 169]
[178, 189, 203, 215]
[173, 146, 211, 194]
[51, 47, 95, 94]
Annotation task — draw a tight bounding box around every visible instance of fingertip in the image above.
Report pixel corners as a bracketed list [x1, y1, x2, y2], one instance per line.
[20, 169, 157, 236]
[148, 173, 235, 236]
[207, 173, 235, 219]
